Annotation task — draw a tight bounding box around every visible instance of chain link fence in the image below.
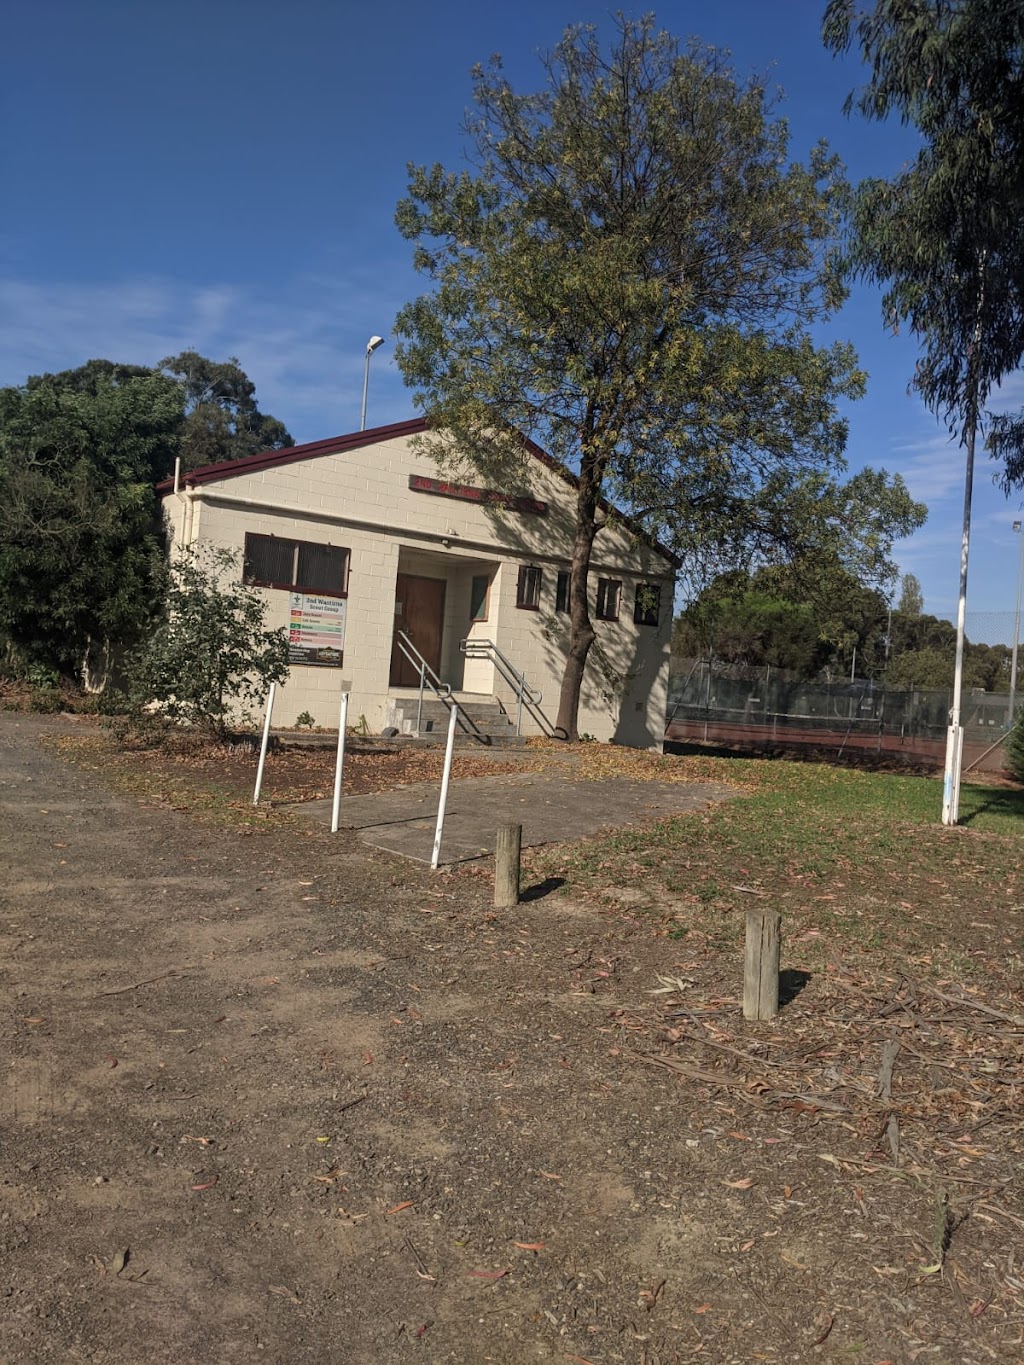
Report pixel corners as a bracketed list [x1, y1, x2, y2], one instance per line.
[666, 658, 1019, 774]
[955, 609, 1023, 649]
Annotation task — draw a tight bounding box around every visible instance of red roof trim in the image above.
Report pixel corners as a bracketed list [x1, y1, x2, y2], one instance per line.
[156, 416, 680, 569]
[154, 418, 427, 493]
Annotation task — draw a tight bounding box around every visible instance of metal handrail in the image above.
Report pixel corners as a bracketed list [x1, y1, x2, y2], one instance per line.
[460, 638, 545, 736]
[395, 630, 451, 736]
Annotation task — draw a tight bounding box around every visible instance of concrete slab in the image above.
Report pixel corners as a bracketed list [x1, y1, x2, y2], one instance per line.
[290, 770, 737, 864]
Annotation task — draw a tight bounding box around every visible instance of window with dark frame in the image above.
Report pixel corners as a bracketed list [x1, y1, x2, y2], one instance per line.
[555, 569, 571, 614]
[516, 564, 542, 610]
[595, 577, 621, 621]
[633, 582, 661, 627]
[243, 533, 349, 596]
[470, 574, 490, 622]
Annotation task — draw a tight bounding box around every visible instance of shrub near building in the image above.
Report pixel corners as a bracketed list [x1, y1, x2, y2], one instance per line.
[125, 547, 289, 740]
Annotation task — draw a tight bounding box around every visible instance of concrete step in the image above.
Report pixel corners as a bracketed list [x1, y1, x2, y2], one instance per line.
[388, 694, 524, 746]
[402, 700, 506, 720]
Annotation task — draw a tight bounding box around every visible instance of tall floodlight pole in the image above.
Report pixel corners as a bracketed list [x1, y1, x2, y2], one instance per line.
[1009, 520, 1024, 726]
[360, 335, 385, 431]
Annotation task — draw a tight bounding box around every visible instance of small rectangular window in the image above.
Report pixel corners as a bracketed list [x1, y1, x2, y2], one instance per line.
[470, 574, 490, 622]
[244, 533, 348, 596]
[634, 582, 661, 627]
[596, 578, 621, 621]
[555, 570, 571, 614]
[516, 564, 542, 610]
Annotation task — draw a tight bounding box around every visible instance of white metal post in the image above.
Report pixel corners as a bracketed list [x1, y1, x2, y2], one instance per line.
[252, 682, 277, 806]
[430, 703, 459, 870]
[1009, 521, 1024, 726]
[360, 352, 371, 432]
[331, 690, 350, 834]
[942, 410, 978, 826]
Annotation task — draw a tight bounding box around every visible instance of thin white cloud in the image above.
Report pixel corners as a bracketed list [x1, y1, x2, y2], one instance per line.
[889, 429, 969, 505]
[988, 369, 1024, 414]
[0, 273, 415, 441]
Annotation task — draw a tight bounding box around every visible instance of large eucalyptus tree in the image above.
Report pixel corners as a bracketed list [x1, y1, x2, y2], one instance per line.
[824, 0, 1024, 821]
[395, 17, 921, 739]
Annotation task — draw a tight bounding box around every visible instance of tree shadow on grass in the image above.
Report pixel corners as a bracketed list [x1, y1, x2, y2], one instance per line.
[959, 785, 1024, 826]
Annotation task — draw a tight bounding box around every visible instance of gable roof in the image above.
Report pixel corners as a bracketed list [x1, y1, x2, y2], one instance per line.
[156, 417, 681, 569]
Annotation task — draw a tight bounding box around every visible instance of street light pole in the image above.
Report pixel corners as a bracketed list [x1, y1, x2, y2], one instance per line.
[360, 335, 385, 431]
[1009, 520, 1024, 726]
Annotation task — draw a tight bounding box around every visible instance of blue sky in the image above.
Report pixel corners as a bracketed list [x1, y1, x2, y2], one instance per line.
[2, 0, 1021, 634]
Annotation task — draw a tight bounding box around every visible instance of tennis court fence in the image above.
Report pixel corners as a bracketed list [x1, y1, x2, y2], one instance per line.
[666, 659, 1019, 774]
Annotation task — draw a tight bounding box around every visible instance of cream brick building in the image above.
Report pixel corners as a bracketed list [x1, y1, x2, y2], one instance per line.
[157, 419, 676, 748]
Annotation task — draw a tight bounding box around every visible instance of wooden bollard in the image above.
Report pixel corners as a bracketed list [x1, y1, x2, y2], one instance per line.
[494, 823, 522, 908]
[743, 908, 781, 1021]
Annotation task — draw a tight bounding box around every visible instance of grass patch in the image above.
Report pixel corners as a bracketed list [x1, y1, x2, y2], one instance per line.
[531, 756, 1024, 994]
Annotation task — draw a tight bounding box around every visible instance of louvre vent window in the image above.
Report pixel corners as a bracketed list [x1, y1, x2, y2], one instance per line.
[243, 533, 349, 596]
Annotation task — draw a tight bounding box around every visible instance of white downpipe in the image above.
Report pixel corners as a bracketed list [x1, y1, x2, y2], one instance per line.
[331, 690, 350, 834]
[430, 703, 459, 870]
[171, 464, 198, 553]
[252, 683, 277, 806]
[182, 486, 197, 548]
[172, 458, 188, 547]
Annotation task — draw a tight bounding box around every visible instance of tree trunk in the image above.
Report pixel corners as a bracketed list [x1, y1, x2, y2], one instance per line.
[554, 454, 601, 741]
[80, 635, 112, 694]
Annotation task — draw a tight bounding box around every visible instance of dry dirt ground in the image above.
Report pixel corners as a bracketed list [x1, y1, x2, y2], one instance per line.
[2, 714, 1023, 1364]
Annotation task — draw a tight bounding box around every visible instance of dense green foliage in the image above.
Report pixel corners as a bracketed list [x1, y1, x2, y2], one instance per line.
[898, 572, 924, 616]
[1007, 710, 1024, 783]
[125, 547, 289, 737]
[677, 586, 825, 676]
[158, 351, 293, 474]
[675, 560, 1012, 689]
[674, 559, 890, 678]
[883, 641, 1010, 692]
[0, 355, 291, 682]
[394, 16, 923, 738]
[0, 366, 182, 679]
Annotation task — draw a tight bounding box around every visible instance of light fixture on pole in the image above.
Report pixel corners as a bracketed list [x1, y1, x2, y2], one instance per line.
[360, 335, 385, 431]
[1009, 519, 1024, 726]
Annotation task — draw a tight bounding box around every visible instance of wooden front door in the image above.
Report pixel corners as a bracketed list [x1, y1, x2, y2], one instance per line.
[390, 573, 446, 686]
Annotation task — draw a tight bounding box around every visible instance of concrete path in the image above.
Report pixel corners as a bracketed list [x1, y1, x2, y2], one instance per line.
[292, 768, 737, 864]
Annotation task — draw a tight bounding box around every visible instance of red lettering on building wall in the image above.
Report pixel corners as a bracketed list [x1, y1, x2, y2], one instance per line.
[408, 474, 547, 516]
